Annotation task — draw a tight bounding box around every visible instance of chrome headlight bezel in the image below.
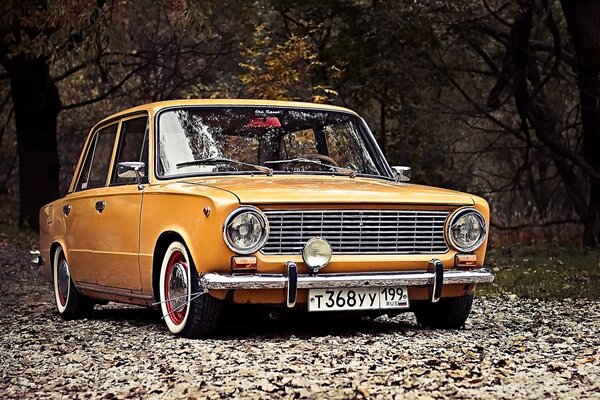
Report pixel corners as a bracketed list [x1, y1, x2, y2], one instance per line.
[223, 206, 269, 254]
[446, 207, 487, 253]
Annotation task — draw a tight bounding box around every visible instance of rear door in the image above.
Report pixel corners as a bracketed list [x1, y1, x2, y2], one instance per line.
[64, 123, 118, 284]
[93, 115, 149, 290]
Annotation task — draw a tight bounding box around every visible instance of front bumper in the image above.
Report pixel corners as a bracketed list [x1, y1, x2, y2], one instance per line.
[201, 268, 495, 289]
[200, 265, 495, 307]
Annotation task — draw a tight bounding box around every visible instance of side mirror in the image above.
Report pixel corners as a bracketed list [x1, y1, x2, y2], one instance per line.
[392, 166, 411, 182]
[117, 162, 145, 183]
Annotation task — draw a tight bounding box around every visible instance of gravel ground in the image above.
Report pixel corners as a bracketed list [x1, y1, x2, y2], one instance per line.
[1, 238, 599, 399]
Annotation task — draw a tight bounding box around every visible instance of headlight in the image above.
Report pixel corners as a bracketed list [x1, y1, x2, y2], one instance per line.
[223, 207, 269, 254]
[447, 208, 487, 252]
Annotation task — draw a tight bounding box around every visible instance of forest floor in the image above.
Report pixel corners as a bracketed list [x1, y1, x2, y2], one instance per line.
[1, 229, 599, 399]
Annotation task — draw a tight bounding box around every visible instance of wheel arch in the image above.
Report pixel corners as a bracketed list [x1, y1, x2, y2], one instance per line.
[152, 231, 190, 303]
[49, 240, 67, 277]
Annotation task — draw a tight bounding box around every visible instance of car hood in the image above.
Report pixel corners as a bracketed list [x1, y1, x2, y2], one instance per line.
[181, 175, 474, 205]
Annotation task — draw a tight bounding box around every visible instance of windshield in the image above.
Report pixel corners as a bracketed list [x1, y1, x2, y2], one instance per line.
[156, 107, 384, 178]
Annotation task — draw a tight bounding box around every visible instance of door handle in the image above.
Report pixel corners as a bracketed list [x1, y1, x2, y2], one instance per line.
[95, 201, 106, 213]
[63, 204, 71, 216]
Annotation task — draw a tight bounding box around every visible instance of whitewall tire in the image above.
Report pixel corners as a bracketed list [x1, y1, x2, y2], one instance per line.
[158, 241, 221, 337]
[52, 246, 93, 320]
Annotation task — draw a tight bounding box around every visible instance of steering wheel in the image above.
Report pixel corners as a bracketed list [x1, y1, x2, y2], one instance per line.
[295, 154, 340, 167]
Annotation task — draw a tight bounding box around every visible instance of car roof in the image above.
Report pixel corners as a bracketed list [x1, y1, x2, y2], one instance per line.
[96, 99, 358, 125]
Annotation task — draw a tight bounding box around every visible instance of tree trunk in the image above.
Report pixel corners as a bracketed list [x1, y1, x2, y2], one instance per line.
[8, 55, 61, 230]
[578, 65, 600, 246]
[380, 99, 386, 156]
[561, 0, 600, 246]
[585, 183, 600, 246]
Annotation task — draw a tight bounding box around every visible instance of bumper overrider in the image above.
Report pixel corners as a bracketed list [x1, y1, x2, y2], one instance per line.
[200, 259, 495, 308]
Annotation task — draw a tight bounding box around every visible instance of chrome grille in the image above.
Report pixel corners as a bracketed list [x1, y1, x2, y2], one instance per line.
[262, 210, 449, 254]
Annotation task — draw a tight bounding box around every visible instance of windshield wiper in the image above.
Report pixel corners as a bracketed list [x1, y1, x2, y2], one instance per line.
[265, 158, 356, 177]
[177, 157, 273, 175]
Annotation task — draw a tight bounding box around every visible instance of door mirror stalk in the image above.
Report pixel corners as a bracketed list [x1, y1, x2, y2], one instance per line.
[117, 162, 146, 189]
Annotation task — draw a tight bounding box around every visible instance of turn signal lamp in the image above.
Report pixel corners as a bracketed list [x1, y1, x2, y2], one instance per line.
[231, 256, 257, 274]
[455, 254, 477, 268]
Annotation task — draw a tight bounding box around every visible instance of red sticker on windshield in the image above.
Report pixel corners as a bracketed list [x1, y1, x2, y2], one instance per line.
[246, 117, 281, 128]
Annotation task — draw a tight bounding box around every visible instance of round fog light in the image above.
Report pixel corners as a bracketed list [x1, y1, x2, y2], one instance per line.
[302, 237, 332, 272]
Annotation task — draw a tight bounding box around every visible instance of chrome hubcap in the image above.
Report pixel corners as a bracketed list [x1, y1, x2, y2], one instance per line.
[57, 259, 70, 304]
[168, 262, 188, 312]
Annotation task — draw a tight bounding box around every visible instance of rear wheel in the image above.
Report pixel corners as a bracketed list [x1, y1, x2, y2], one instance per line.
[158, 241, 221, 337]
[413, 294, 473, 329]
[53, 246, 93, 320]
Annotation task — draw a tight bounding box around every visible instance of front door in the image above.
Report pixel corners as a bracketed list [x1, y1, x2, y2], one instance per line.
[93, 115, 149, 290]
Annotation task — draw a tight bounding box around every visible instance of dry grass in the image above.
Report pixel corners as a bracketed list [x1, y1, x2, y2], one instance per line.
[481, 245, 600, 299]
[0, 223, 37, 249]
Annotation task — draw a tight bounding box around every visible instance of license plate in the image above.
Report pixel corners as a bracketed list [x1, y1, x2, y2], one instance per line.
[308, 287, 409, 312]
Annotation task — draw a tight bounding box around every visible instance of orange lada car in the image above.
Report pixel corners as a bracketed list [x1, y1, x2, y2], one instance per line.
[35, 99, 494, 337]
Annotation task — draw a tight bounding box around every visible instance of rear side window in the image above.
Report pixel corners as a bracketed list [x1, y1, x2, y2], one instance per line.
[77, 124, 118, 190]
[111, 116, 149, 185]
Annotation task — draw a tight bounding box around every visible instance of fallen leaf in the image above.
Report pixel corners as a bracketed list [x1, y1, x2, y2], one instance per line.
[356, 386, 370, 399]
[402, 377, 418, 390]
[447, 369, 469, 379]
[548, 362, 567, 372]
[577, 356, 596, 364]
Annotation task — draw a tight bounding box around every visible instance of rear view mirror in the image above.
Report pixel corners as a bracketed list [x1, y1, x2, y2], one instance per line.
[118, 162, 145, 181]
[392, 166, 411, 182]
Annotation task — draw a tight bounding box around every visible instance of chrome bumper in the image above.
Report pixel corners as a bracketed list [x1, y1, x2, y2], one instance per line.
[200, 268, 495, 290]
[30, 250, 42, 266]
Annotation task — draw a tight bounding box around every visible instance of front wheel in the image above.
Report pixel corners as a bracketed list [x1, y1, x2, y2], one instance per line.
[158, 241, 221, 337]
[413, 294, 473, 329]
[53, 246, 93, 320]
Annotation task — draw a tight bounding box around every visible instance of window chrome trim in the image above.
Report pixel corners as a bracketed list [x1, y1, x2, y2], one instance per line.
[153, 105, 392, 181]
[70, 110, 151, 193]
[74, 122, 119, 192]
[109, 115, 150, 187]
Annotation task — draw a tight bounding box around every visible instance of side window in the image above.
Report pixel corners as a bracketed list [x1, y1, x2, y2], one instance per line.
[77, 124, 118, 190]
[111, 116, 149, 185]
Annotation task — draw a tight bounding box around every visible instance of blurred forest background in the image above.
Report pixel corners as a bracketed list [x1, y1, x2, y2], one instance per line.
[1, 0, 600, 248]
